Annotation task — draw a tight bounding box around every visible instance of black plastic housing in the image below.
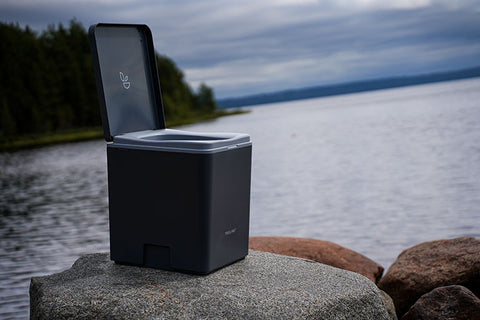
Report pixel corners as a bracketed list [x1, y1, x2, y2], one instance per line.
[108, 144, 251, 273]
[89, 23, 252, 274]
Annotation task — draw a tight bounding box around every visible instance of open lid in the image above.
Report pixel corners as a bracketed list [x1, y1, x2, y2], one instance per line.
[89, 23, 166, 141]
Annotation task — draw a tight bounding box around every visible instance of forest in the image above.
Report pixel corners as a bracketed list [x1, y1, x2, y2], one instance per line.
[0, 20, 220, 147]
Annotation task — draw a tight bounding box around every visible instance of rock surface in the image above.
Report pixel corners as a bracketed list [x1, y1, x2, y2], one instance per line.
[30, 250, 392, 320]
[249, 236, 384, 283]
[378, 237, 480, 318]
[401, 285, 480, 320]
[380, 290, 398, 320]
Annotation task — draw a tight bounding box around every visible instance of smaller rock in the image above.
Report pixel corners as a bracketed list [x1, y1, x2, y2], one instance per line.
[402, 285, 480, 320]
[249, 236, 384, 283]
[378, 237, 480, 318]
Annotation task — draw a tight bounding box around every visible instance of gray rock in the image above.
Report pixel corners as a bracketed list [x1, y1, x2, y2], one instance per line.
[30, 250, 391, 320]
[380, 290, 398, 320]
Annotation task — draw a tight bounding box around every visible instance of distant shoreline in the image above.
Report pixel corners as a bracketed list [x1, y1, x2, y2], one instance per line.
[0, 109, 247, 152]
[218, 66, 480, 109]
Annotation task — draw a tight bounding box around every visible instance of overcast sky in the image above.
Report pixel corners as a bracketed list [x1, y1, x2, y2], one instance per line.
[1, 0, 479, 98]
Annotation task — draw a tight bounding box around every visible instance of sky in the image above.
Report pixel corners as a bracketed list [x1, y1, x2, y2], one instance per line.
[1, 0, 479, 98]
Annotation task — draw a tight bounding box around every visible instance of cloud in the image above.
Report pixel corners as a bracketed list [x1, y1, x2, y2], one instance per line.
[177, 3, 480, 96]
[1, 0, 479, 97]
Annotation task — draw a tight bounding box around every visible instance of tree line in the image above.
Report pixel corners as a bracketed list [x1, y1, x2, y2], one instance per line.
[0, 20, 217, 142]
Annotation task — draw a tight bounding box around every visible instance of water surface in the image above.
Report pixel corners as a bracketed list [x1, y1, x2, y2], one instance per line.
[187, 78, 480, 266]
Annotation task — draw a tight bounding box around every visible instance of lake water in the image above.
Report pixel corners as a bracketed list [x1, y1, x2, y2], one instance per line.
[1, 78, 480, 319]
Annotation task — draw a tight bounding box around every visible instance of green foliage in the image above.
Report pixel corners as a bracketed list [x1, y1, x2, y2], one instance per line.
[155, 55, 219, 125]
[0, 20, 218, 144]
[156, 54, 194, 121]
[194, 83, 217, 113]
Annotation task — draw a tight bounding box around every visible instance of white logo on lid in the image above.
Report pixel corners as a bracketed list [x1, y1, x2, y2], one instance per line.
[224, 227, 237, 236]
[119, 72, 130, 89]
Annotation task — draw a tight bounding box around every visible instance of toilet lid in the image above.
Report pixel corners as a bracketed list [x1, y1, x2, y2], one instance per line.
[89, 24, 166, 142]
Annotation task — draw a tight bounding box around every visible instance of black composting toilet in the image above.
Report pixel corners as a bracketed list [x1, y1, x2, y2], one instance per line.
[89, 23, 252, 274]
